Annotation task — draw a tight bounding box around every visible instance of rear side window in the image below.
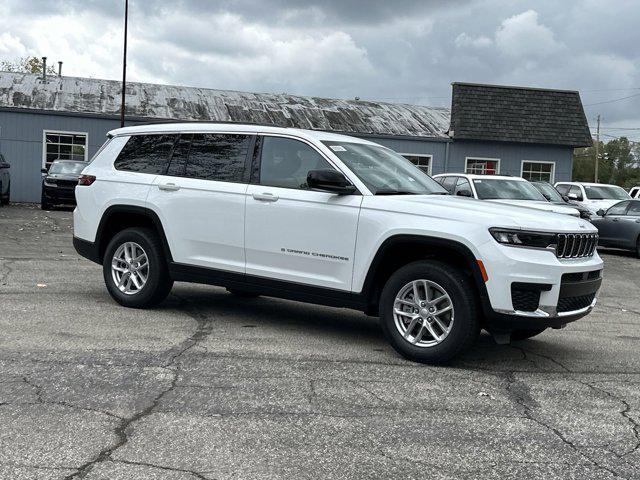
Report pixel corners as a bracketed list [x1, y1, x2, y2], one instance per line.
[556, 184, 570, 195]
[114, 134, 177, 174]
[184, 134, 250, 182]
[441, 176, 457, 194]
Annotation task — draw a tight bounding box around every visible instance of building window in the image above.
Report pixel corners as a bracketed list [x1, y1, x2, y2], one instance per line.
[43, 131, 88, 170]
[402, 154, 432, 175]
[521, 161, 555, 183]
[465, 157, 500, 175]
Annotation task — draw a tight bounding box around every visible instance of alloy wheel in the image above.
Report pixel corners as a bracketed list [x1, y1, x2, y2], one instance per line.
[393, 279, 454, 347]
[111, 241, 149, 295]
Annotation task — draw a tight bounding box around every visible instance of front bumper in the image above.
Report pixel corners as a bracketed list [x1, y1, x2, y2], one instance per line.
[477, 240, 603, 331]
[43, 185, 77, 204]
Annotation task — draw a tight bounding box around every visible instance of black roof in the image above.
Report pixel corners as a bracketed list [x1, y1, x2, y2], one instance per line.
[450, 83, 593, 147]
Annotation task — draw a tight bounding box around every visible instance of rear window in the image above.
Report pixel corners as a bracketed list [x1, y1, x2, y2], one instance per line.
[114, 134, 177, 174]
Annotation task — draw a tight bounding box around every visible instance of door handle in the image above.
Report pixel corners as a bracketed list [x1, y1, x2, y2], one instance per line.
[158, 183, 180, 192]
[252, 192, 279, 202]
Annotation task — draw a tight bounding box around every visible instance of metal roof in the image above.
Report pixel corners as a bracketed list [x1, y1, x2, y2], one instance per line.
[0, 72, 450, 139]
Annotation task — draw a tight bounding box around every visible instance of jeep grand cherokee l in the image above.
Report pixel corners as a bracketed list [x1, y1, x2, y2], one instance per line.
[73, 124, 603, 363]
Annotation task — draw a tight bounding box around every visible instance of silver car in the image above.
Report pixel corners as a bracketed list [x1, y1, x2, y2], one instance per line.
[591, 200, 640, 257]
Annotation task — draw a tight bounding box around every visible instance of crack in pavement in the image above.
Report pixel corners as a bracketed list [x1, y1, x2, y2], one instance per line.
[111, 459, 213, 479]
[0, 259, 14, 285]
[61, 294, 215, 479]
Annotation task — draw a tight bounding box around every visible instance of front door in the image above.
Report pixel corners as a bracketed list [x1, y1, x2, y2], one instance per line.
[597, 201, 630, 247]
[244, 135, 362, 291]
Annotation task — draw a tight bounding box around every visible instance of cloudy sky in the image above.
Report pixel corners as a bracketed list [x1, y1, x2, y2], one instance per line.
[1, 0, 639, 140]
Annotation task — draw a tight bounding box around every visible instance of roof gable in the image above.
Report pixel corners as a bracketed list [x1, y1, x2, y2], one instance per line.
[450, 83, 592, 147]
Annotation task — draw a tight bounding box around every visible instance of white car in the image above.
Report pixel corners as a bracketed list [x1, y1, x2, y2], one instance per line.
[433, 173, 581, 216]
[629, 186, 640, 199]
[555, 182, 631, 214]
[73, 123, 603, 363]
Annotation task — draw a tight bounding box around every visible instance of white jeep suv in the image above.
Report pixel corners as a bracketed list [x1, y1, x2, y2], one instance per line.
[73, 123, 603, 363]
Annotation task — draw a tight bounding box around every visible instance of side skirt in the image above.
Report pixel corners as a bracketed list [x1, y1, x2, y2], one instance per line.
[168, 262, 368, 312]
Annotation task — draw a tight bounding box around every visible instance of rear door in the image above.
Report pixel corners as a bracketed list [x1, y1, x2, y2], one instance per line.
[146, 132, 253, 272]
[244, 135, 362, 291]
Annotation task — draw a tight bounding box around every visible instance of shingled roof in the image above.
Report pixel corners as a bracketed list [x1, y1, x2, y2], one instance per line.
[450, 82, 592, 147]
[0, 72, 450, 139]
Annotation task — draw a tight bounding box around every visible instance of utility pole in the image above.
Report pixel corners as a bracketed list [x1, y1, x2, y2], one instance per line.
[120, 0, 129, 128]
[594, 114, 600, 183]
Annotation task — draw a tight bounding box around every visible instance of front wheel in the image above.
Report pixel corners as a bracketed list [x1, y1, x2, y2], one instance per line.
[636, 238, 640, 259]
[0, 181, 8, 205]
[379, 261, 480, 364]
[103, 228, 173, 308]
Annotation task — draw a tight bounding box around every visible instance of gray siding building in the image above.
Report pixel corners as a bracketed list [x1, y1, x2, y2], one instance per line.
[0, 73, 591, 203]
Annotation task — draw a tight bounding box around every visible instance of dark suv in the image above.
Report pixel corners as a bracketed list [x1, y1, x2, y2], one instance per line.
[41, 160, 87, 209]
[0, 154, 10, 206]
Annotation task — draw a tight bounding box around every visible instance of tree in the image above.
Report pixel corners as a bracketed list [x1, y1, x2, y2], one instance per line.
[0, 56, 56, 75]
[572, 137, 640, 188]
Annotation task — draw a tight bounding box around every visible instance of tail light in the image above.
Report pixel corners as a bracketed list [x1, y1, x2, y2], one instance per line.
[78, 175, 96, 186]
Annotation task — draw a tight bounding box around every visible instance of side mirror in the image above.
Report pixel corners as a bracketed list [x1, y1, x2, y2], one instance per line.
[567, 193, 578, 200]
[596, 209, 605, 217]
[307, 169, 356, 195]
[41, 168, 48, 174]
[561, 195, 569, 202]
[456, 189, 473, 198]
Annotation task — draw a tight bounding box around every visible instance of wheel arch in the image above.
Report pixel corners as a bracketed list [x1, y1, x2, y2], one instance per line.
[95, 205, 173, 265]
[360, 234, 490, 316]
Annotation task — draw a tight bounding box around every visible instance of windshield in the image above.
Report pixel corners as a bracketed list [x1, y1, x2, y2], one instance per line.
[532, 182, 563, 202]
[584, 185, 630, 200]
[49, 161, 86, 175]
[321, 141, 447, 195]
[473, 179, 547, 201]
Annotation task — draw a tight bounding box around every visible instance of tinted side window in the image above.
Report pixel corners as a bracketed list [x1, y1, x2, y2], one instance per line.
[454, 177, 471, 195]
[114, 134, 176, 174]
[442, 176, 457, 194]
[185, 134, 249, 182]
[259, 136, 333, 190]
[166, 134, 193, 177]
[607, 201, 629, 215]
[556, 184, 570, 195]
[569, 185, 583, 200]
[628, 201, 640, 216]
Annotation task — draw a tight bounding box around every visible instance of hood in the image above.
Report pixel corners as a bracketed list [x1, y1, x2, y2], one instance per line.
[363, 195, 596, 233]
[487, 199, 580, 216]
[584, 199, 622, 213]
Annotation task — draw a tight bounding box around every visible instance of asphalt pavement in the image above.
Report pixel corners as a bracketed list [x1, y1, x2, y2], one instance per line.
[0, 203, 639, 480]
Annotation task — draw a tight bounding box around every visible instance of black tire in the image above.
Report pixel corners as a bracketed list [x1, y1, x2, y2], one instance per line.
[226, 288, 260, 298]
[510, 328, 547, 341]
[379, 260, 480, 364]
[636, 237, 640, 259]
[2, 182, 9, 205]
[102, 227, 173, 308]
[40, 195, 51, 210]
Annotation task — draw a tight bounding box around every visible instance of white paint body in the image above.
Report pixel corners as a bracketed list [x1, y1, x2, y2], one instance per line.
[74, 123, 602, 317]
[555, 181, 632, 214]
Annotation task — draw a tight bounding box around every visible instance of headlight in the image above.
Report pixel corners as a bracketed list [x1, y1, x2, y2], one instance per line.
[489, 228, 556, 250]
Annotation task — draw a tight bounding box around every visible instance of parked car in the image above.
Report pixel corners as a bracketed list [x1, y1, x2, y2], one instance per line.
[432, 174, 580, 216]
[555, 182, 631, 215]
[0, 153, 10, 206]
[41, 159, 87, 210]
[629, 186, 640, 199]
[531, 181, 592, 220]
[73, 123, 602, 364]
[591, 200, 640, 257]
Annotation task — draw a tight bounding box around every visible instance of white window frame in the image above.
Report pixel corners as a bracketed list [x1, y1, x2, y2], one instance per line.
[465, 156, 501, 175]
[401, 153, 433, 176]
[520, 160, 555, 183]
[42, 129, 89, 168]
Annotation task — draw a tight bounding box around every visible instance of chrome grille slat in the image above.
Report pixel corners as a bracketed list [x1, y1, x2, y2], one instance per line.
[555, 233, 598, 259]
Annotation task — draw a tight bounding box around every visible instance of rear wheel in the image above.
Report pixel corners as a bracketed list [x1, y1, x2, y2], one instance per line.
[103, 228, 173, 308]
[379, 260, 480, 364]
[510, 328, 546, 341]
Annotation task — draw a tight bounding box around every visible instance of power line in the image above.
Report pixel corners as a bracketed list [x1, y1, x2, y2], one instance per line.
[584, 92, 640, 107]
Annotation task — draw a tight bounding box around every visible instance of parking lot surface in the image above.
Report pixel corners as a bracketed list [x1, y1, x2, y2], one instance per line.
[1, 204, 639, 480]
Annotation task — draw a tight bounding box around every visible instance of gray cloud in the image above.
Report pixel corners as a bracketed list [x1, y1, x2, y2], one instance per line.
[1, 0, 639, 138]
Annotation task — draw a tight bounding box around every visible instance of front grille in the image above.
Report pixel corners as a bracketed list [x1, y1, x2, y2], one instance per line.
[511, 288, 541, 312]
[562, 270, 602, 282]
[556, 233, 598, 259]
[557, 293, 596, 312]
